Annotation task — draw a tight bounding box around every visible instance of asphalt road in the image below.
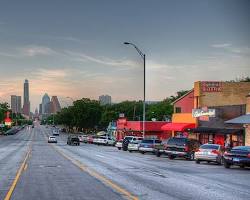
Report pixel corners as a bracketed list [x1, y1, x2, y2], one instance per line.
[1, 125, 250, 200]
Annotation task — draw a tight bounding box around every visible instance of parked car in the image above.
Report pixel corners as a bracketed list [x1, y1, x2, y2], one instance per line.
[87, 135, 95, 144]
[223, 146, 250, 168]
[195, 144, 225, 165]
[94, 136, 116, 146]
[128, 139, 143, 152]
[48, 136, 57, 143]
[78, 135, 84, 142]
[67, 135, 80, 146]
[115, 140, 123, 150]
[122, 136, 143, 151]
[82, 135, 89, 143]
[165, 137, 200, 160]
[154, 139, 170, 157]
[138, 139, 162, 154]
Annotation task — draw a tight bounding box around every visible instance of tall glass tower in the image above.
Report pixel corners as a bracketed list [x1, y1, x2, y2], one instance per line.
[23, 79, 30, 117]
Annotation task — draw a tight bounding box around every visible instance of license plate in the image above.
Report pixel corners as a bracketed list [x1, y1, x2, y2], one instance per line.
[233, 158, 240, 162]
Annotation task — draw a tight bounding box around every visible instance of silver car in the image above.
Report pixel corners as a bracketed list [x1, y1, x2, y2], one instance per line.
[195, 144, 225, 165]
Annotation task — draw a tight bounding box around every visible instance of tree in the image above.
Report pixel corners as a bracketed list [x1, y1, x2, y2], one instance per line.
[0, 102, 9, 123]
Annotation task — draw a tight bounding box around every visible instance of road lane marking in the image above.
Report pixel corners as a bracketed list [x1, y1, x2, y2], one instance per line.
[52, 145, 138, 200]
[4, 146, 32, 200]
[24, 164, 28, 171]
[95, 154, 105, 158]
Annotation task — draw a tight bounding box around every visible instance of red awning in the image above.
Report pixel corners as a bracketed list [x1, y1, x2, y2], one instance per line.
[161, 123, 195, 131]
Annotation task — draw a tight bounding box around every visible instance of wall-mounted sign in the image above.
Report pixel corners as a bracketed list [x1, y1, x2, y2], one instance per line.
[201, 81, 222, 92]
[119, 113, 125, 118]
[192, 108, 216, 118]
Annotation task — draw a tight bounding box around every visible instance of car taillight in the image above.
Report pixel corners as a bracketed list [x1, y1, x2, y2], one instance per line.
[185, 146, 189, 152]
[211, 150, 219, 155]
[224, 151, 229, 156]
[247, 153, 250, 158]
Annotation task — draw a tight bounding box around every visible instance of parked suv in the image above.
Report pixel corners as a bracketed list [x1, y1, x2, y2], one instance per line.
[122, 136, 143, 151]
[165, 137, 200, 160]
[67, 135, 80, 146]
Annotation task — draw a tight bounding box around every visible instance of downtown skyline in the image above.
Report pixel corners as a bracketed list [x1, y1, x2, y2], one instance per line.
[0, 0, 249, 111]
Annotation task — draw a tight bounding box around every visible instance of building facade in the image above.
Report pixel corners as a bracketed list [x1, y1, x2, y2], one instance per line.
[11, 95, 22, 114]
[50, 96, 61, 113]
[168, 81, 250, 147]
[99, 95, 112, 105]
[23, 79, 30, 117]
[42, 93, 50, 115]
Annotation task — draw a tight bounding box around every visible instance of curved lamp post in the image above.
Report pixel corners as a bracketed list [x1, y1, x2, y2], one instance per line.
[123, 42, 146, 139]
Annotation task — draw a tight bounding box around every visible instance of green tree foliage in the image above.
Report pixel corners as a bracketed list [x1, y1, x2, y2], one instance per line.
[0, 102, 9, 123]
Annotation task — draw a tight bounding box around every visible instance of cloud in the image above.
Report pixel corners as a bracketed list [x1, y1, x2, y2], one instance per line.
[65, 50, 138, 69]
[211, 43, 232, 48]
[211, 43, 250, 55]
[18, 46, 56, 57]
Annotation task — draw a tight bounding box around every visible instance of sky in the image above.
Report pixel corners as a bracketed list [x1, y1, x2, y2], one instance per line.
[0, 0, 249, 112]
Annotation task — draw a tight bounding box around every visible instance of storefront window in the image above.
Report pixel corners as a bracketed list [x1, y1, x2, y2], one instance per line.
[199, 134, 209, 144]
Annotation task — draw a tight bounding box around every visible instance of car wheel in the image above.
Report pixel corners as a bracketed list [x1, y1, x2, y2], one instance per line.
[118, 147, 121, 150]
[224, 161, 231, 169]
[129, 150, 132, 153]
[196, 160, 200, 164]
[156, 151, 161, 157]
[240, 165, 245, 168]
[168, 155, 175, 160]
[140, 151, 145, 154]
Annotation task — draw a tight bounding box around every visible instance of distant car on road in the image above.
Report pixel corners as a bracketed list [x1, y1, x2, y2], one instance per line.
[48, 136, 57, 143]
[138, 139, 161, 154]
[195, 144, 225, 165]
[223, 146, 250, 169]
[164, 137, 200, 160]
[67, 135, 80, 146]
[52, 130, 59, 136]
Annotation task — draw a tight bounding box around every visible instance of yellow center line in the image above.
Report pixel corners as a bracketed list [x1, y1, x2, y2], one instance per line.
[4, 146, 32, 200]
[48, 140, 138, 200]
[4, 129, 34, 200]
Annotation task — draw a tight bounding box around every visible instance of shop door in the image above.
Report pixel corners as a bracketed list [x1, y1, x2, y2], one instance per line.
[214, 134, 225, 145]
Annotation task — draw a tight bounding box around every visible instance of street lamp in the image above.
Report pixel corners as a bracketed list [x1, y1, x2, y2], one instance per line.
[123, 42, 146, 139]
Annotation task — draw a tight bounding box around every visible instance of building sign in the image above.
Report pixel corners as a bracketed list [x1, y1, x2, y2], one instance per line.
[119, 113, 125, 118]
[192, 108, 216, 118]
[4, 111, 12, 126]
[201, 81, 222, 92]
[117, 118, 127, 125]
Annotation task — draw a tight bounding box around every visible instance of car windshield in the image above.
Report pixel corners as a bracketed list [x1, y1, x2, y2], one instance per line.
[232, 146, 250, 151]
[124, 137, 133, 141]
[200, 144, 219, 150]
[167, 138, 187, 145]
[141, 140, 154, 144]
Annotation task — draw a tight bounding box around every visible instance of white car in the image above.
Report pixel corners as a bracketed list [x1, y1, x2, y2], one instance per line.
[128, 140, 142, 152]
[48, 136, 57, 143]
[115, 140, 123, 150]
[95, 136, 116, 146]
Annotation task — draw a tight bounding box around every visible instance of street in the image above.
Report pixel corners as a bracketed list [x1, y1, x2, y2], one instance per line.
[0, 125, 250, 200]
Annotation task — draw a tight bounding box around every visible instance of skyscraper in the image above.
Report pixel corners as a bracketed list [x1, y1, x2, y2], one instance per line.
[51, 96, 61, 113]
[99, 95, 112, 105]
[23, 79, 30, 116]
[11, 95, 17, 114]
[42, 93, 50, 114]
[11, 95, 22, 114]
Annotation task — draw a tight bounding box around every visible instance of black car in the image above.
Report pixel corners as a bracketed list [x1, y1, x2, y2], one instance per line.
[164, 137, 200, 160]
[67, 135, 80, 146]
[223, 146, 250, 168]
